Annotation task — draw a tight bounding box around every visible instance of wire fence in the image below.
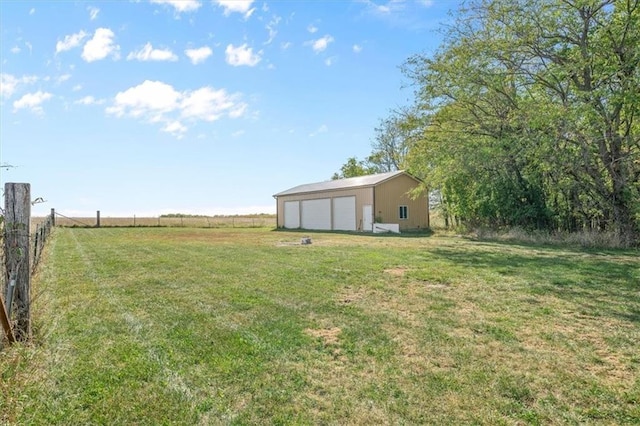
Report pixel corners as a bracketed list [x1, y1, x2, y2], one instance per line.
[0, 217, 4, 310]
[31, 214, 53, 274]
[2, 208, 54, 347]
[45, 214, 277, 229]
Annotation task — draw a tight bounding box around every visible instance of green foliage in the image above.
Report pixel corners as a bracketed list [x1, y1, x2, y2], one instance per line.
[333, 108, 423, 179]
[331, 157, 379, 179]
[403, 0, 640, 244]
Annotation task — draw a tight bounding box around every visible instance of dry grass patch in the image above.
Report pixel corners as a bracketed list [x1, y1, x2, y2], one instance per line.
[383, 267, 408, 277]
[304, 327, 342, 347]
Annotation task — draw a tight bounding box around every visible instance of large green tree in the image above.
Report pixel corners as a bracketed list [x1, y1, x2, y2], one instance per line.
[331, 157, 378, 180]
[404, 0, 640, 244]
[333, 108, 420, 180]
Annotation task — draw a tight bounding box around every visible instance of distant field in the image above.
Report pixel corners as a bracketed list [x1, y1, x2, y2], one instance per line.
[32, 214, 276, 229]
[1, 227, 639, 424]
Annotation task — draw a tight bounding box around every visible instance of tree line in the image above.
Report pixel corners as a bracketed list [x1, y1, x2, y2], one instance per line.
[335, 0, 640, 246]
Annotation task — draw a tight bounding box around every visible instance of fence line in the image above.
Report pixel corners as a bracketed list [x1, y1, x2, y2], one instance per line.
[31, 214, 54, 274]
[2, 192, 55, 346]
[47, 213, 276, 229]
[50, 211, 94, 227]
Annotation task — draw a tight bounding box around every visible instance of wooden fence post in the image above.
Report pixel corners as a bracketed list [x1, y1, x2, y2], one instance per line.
[96, 210, 101, 228]
[4, 183, 31, 341]
[51, 208, 56, 226]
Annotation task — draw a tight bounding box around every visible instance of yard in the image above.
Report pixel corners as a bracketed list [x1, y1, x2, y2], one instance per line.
[1, 227, 639, 424]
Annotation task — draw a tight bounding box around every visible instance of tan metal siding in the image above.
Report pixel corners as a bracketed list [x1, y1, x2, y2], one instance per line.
[374, 174, 429, 230]
[276, 187, 373, 229]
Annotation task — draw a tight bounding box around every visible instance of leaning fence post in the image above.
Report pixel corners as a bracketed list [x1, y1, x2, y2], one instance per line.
[4, 183, 31, 341]
[0, 292, 15, 344]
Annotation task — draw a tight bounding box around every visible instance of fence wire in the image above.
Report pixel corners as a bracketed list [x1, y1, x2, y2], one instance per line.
[0, 216, 4, 303]
[1, 212, 54, 347]
[31, 214, 53, 273]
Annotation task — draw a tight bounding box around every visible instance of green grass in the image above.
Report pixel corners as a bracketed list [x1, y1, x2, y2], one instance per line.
[2, 227, 639, 424]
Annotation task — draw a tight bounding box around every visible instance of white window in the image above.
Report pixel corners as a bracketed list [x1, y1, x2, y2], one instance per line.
[399, 205, 408, 220]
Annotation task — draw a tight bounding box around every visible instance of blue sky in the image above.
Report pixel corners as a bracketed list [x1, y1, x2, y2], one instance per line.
[1, 0, 456, 217]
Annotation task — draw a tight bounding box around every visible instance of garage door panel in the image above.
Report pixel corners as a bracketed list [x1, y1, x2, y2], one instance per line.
[301, 199, 331, 230]
[283, 201, 300, 229]
[333, 196, 356, 231]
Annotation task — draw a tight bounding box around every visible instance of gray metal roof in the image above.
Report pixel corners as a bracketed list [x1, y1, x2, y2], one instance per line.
[273, 170, 412, 197]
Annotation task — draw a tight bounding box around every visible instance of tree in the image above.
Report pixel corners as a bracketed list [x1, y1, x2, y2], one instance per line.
[331, 157, 378, 180]
[368, 107, 422, 173]
[404, 0, 640, 244]
[332, 107, 422, 180]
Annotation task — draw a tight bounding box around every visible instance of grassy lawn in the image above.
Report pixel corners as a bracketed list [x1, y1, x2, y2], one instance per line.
[2, 227, 639, 424]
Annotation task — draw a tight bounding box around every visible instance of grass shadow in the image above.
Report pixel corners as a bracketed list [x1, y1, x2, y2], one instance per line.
[427, 241, 640, 323]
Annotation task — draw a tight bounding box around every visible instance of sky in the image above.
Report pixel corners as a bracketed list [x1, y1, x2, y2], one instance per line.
[1, 0, 457, 217]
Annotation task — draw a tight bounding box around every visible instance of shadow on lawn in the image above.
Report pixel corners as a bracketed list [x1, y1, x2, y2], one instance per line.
[427, 241, 640, 323]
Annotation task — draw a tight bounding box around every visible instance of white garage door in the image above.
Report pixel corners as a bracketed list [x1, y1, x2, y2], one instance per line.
[333, 196, 356, 231]
[283, 201, 300, 229]
[301, 198, 331, 230]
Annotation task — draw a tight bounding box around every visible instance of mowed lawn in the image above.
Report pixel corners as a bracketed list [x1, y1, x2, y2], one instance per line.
[2, 227, 639, 424]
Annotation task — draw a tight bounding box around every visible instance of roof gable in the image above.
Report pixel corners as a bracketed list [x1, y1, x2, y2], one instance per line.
[274, 170, 418, 197]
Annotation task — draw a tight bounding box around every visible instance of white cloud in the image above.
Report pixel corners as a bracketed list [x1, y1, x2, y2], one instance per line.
[181, 87, 233, 121]
[107, 80, 247, 136]
[107, 80, 181, 118]
[184, 46, 212, 64]
[88, 6, 100, 20]
[0, 74, 19, 98]
[215, 0, 255, 18]
[325, 56, 337, 66]
[13, 91, 53, 113]
[309, 124, 328, 137]
[225, 43, 261, 67]
[11, 46, 20, 54]
[0, 73, 38, 98]
[365, 0, 404, 15]
[307, 35, 334, 53]
[56, 30, 88, 54]
[229, 104, 247, 118]
[57, 74, 72, 84]
[82, 28, 119, 62]
[127, 43, 178, 62]
[162, 120, 188, 137]
[281, 41, 292, 50]
[353, 44, 363, 53]
[150, 0, 201, 12]
[307, 24, 318, 33]
[75, 95, 104, 105]
[29, 8, 35, 15]
[265, 15, 281, 45]
[360, 0, 434, 28]
[72, 84, 83, 92]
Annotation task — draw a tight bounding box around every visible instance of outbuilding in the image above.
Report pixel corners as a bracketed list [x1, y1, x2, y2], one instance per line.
[273, 170, 429, 232]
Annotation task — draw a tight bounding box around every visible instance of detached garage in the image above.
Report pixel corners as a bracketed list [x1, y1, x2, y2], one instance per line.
[273, 170, 429, 232]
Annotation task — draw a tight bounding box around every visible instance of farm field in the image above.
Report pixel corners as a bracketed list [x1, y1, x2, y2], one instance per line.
[1, 227, 639, 424]
[32, 214, 276, 229]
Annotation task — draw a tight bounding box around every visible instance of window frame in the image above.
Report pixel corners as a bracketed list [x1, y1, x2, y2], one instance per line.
[399, 205, 408, 220]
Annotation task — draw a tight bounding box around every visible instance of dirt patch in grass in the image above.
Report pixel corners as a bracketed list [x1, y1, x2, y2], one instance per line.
[336, 286, 365, 305]
[384, 267, 408, 277]
[305, 327, 342, 347]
